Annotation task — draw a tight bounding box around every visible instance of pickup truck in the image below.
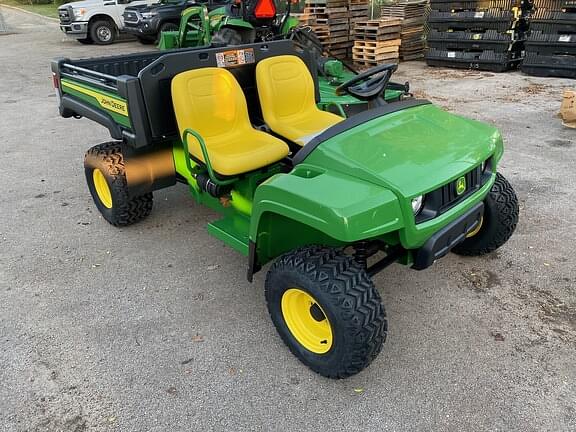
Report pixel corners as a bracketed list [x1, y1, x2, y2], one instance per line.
[51, 40, 518, 378]
[58, 0, 152, 45]
[123, 0, 231, 44]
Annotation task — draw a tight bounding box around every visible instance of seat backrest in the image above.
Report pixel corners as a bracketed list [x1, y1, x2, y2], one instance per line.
[256, 55, 318, 127]
[171, 67, 251, 141]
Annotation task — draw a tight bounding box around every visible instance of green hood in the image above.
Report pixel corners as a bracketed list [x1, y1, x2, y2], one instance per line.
[304, 104, 502, 198]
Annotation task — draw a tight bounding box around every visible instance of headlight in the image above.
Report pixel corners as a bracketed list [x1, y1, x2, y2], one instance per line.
[73, 8, 86, 17]
[411, 195, 424, 215]
[141, 12, 157, 18]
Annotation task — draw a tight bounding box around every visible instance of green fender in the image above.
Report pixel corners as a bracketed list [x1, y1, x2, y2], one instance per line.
[249, 164, 404, 265]
[281, 16, 300, 34]
[215, 17, 255, 32]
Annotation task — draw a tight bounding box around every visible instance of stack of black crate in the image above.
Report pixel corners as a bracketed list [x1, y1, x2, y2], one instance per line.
[426, 0, 531, 72]
[521, 0, 576, 77]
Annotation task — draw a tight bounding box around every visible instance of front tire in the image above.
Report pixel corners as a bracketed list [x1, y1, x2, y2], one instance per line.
[265, 246, 387, 378]
[452, 173, 519, 256]
[90, 20, 116, 45]
[84, 142, 153, 227]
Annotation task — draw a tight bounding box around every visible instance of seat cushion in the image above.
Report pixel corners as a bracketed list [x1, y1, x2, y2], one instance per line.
[172, 67, 289, 176]
[193, 128, 289, 176]
[256, 55, 343, 146]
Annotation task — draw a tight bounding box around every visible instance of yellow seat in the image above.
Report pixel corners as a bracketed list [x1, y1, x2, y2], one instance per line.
[171, 67, 289, 177]
[256, 55, 344, 146]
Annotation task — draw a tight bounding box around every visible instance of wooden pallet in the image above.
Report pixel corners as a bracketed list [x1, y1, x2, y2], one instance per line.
[353, 40, 400, 55]
[353, 19, 402, 41]
[380, 1, 427, 61]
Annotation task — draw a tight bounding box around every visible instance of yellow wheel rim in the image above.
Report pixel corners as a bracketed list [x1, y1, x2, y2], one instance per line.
[467, 215, 484, 238]
[92, 168, 112, 209]
[281, 288, 333, 354]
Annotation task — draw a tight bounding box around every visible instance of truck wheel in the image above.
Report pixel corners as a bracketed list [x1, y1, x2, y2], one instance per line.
[452, 173, 519, 256]
[84, 142, 153, 227]
[90, 20, 116, 45]
[211, 28, 243, 46]
[137, 36, 155, 45]
[265, 246, 387, 378]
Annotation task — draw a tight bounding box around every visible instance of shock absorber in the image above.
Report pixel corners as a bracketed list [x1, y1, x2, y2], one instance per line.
[354, 241, 382, 270]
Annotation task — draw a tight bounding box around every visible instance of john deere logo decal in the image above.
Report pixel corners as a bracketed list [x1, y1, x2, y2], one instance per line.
[456, 176, 466, 195]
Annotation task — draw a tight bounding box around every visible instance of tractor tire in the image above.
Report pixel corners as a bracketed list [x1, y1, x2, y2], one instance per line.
[159, 22, 179, 33]
[155, 22, 179, 43]
[211, 28, 244, 46]
[77, 37, 93, 45]
[452, 173, 519, 256]
[89, 20, 116, 45]
[84, 142, 153, 227]
[265, 246, 387, 378]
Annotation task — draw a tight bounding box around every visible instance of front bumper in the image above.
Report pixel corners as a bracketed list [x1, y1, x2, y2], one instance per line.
[123, 18, 159, 36]
[412, 201, 484, 270]
[59, 22, 88, 38]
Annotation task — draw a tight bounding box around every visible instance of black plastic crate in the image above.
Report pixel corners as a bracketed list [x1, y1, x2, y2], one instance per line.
[521, 51, 576, 77]
[531, 9, 576, 24]
[526, 40, 576, 54]
[428, 28, 515, 42]
[530, 21, 576, 32]
[429, 0, 522, 11]
[428, 29, 523, 51]
[531, 0, 576, 9]
[428, 9, 515, 22]
[527, 30, 576, 43]
[426, 47, 522, 71]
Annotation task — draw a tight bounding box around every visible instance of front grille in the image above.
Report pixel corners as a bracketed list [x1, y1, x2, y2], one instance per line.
[415, 157, 492, 224]
[123, 11, 139, 23]
[58, 7, 71, 24]
[438, 164, 482, 211]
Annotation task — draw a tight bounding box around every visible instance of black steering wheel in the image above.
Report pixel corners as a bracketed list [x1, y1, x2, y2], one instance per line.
[335, 63, 398, 102]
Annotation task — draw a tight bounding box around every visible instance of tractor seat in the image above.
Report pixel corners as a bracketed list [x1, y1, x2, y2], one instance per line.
[256, 55, 344, 146]
[171, 67, 289, 177]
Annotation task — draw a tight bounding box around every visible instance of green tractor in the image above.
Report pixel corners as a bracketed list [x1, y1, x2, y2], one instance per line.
[158, 0, 299, 49]
[52, 41, 519, 378]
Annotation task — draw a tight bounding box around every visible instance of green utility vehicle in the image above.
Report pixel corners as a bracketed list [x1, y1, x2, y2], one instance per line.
[52, 41, 519, 378]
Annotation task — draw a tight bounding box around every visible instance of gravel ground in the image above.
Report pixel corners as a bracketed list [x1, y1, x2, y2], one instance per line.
[0, 6, 575, 432]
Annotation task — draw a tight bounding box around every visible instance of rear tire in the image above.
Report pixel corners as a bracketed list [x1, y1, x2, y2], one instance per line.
[90, 20, 116, 45]
[84, 142, 153, 227]
[211, 27, 244, 46]
[452, 173, 519, 256]
[265, 246, 387, 378]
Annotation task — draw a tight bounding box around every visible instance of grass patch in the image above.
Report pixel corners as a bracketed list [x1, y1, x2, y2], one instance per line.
[0, 0, 60, 19]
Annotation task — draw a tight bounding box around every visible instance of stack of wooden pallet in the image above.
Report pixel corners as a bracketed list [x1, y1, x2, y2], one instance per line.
[348, 0, 371, 34]
[352, 18, 402, 66]
[380, 0, 427, 60]
[303, 0, 352, 58]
